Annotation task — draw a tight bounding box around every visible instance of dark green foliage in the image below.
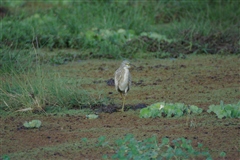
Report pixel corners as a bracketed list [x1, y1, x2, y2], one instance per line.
[1, 1, 239, 59]
[100, 134, 213, 159]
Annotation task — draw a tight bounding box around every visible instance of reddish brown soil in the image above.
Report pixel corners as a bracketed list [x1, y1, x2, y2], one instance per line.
[1, 55, 240, 159]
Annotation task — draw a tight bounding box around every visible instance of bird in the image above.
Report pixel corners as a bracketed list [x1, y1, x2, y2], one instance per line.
[114, 60, 132, 112]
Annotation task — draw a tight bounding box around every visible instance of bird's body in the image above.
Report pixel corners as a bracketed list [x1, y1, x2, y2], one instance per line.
[114, 60, 131, 112]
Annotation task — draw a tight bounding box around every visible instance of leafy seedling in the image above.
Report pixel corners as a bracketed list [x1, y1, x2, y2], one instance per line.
[23, 120, 42, 128]
[140, 102, 203, 118]
[86, 114, 99, 119]
[103, 134, 212, 159]
[2, 155, 10, 160]
[207, 101, 240, 119]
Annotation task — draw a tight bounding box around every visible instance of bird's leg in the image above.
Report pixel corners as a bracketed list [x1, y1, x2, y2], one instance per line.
[121, 94, 126, 112]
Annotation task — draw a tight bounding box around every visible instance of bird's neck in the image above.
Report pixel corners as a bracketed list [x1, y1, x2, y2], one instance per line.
[123, 67, 129, 71]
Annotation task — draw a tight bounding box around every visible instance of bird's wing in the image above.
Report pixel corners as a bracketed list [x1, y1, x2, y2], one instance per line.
[114, 69, 121, 91]
[128, 72, 131, 91]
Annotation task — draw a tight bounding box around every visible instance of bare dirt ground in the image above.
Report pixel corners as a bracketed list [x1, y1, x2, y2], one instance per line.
[1, 55, 240, 159]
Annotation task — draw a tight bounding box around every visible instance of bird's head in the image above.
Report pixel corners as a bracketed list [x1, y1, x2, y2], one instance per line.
[122, 60, 131, 69]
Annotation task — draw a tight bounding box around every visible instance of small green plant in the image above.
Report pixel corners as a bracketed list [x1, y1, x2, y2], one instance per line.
[96, 136, 109, 147]
[23, 120, 42, 128]
[81, 137, 88, 143]
[139, 102, 202, 118]
[207, 101, 240, 119]
[1, 155, 10, 160]
[102, 134, 212, 159]
[86, 114, 99, 119]
[219, 151, 226, 157]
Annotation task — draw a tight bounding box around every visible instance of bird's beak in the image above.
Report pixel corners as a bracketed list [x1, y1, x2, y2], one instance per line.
[129, 63, 136, 68]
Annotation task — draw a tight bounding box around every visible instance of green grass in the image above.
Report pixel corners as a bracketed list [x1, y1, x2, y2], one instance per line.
[0, 70, 106, 112]
[0, 49, 108, 112]
[1, 0, 239, 59]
